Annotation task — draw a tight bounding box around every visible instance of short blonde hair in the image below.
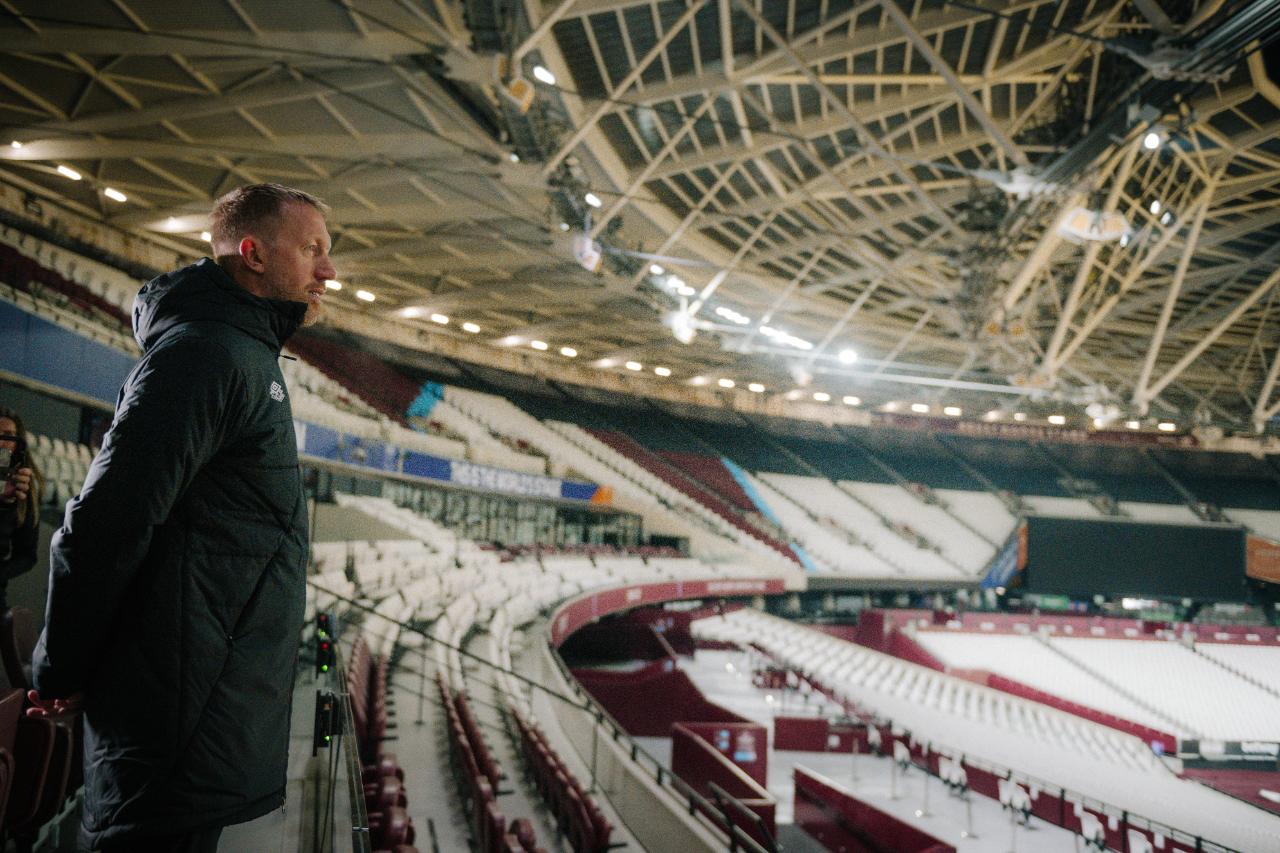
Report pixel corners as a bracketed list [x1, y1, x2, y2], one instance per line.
[210, 183, 329, 247]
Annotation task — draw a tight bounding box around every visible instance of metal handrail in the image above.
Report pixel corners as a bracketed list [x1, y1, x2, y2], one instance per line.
[545, 641, 775, 853]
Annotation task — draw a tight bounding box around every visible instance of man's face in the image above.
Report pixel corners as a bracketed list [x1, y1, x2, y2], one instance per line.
[0, 418, 15, 453]
[254, 202, 336, 327]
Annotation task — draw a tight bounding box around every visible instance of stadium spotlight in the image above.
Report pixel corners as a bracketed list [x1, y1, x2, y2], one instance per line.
[625, 361, 642, 371]
[532, 65, 556, 85]
[462, 321, 481, 333]
[883, 402, 900, 412]
[1143, 130, 1162, 150]
[910, 403, 930, 414]
[324, 279, 342, 290]
[584, 192, 603, 208]
[984, 410, 1001, 421]
[430, 313, 449, 325]
[1149, 200, 1162, 215]
[1048, 414, 1066, 425]
[560, 346, 578, 358]
[56, 164, 82, 181]
[654, 366, 672, 377]
[748, 382, 765, 393]
[1013, 412, 1027, 422]
[838, 349, 858, 364]
[649, 264, 665, 275]
[1125, 420, 1141, 430]
[103, 187, 127, 203]
[813, 391, 831, 402]
[201, 231, 213, 243]
[355, 289, 376, 302]
[530, 340, 549, 350]
[1157, 421, 1176, 432]
[718, 378, 735, 389]
[843, 396, 860, 406]
[401, 307, 424, 319]
[943, 406, 961, 416]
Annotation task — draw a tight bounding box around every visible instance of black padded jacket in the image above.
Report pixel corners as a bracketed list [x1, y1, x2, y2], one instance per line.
[32, 258, 309, 848]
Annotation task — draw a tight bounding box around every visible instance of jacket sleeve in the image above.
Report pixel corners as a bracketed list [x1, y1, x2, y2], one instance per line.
[32, 336, 244, 698]
[0, 503, 17, 560]
[0, 507, 37, 579]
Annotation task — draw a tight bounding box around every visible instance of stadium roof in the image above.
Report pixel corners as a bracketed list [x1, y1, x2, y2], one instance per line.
[3, 0, 1280, 432]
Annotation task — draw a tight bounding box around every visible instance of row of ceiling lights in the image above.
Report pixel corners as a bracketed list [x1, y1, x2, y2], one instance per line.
[35, 146, 131, 203]
[334, 306, 1184, 432]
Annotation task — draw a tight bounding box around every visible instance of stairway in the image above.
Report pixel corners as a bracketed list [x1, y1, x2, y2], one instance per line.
[1187, 643, 1280, 702]
[1033, 634, 1198, 736]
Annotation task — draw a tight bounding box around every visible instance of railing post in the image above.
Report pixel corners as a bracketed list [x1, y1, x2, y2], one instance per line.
[416, 652, 426, 725]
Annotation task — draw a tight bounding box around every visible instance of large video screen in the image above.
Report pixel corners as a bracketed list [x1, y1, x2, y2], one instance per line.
[1023, 516, 1247, 600]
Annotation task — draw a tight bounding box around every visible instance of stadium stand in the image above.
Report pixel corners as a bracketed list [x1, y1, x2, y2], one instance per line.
[692, 608, 1280, 852]
[7, 222, 1280, 852]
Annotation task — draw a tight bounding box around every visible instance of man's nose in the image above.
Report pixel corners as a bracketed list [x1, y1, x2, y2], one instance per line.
[317, 257, 337, 281]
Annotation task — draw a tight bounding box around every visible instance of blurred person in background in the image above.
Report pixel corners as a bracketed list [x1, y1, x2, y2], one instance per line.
[0, 407, 40, 609]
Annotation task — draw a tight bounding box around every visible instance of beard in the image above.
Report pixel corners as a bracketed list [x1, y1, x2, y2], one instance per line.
[301, 300, 325, 327]
[262, 276, 325, 327]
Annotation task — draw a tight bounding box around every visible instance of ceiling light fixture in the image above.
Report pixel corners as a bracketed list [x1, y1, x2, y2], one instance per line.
[625, 361, 642, 371]
[530, 340, 549, 351]
[838, 349, 858, 364]
[1125, 420, 1141, 430]
[103, 187, 127, 202]
[1013, 412, 1027, 422]
[718, 378, 735, 389]
[911, 403, 930, 414]
[649, 264, 664, 275]
[1048, 414, 1066, 425]
[9, 140, 20, 149]
[1143, 130, 1162, 150]
[813, 391, 831, 402]
[201, 231, 212, 242]
[56, 164, 81, 181]
[324, 279, 342, 290]
[943, 406, 962, 416]
[748, 382, 765, 393]
[532, 65, 556, 85]
[560, 346, 577, 357]
[843, 396, 860, 406]
[429, 313, 448, 324]
[355, 289, 376, 302]
[1157, 421, 1176, 432]
[401, 307, 424, 319]
[654, 366, 671, 377]
[584, 192, 602, 208]
[462, 322, 481, 333]
[1149, 200, 1162, 215]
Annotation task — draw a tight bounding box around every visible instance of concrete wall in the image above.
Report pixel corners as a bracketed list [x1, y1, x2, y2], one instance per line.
[534, 643, 726, 853]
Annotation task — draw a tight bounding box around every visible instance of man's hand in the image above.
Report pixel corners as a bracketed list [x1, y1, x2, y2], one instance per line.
[1, 467, 31, 505]
[26, 689, 84, 719]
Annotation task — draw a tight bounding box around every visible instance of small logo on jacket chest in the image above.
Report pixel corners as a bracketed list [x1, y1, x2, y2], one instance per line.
[270, 381, 286, 402]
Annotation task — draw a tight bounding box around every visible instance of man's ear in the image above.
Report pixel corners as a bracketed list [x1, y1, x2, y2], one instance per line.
[239, 237, 265, 273]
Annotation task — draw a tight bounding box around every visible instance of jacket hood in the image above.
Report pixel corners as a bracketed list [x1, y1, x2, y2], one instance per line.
[133, 258, 307, 353]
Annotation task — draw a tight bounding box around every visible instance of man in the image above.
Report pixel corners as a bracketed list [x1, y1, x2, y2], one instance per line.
[28, 183, 336, 852]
